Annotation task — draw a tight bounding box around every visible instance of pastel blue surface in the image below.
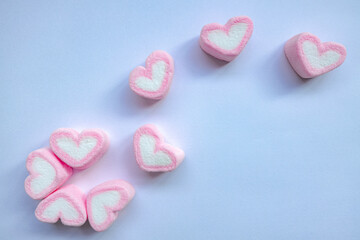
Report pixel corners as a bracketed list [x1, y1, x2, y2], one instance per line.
[1, 0, 360, 239]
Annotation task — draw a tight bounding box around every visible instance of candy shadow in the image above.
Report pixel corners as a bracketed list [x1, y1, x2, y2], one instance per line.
[26, 138, 49, 153]
[173, 37, 228, 76]
[260, 43, 309, 97]
[103, 74, 164, 117]
[51, 221, 94, 235]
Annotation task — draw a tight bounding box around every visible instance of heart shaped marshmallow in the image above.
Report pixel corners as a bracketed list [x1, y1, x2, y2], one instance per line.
[129, 50, 174, 100]
[284, 32, 346, 78]
[199, 16, 254, 62]
[25, 148, 73, 200]
[49, 128, 109, 169]
[86, 180, 135, 231]
[35, 184, 87, 226]
[134, 124, 185, 172]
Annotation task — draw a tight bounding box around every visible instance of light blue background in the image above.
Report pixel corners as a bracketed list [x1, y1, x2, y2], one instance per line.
[1, 0, 360, 239]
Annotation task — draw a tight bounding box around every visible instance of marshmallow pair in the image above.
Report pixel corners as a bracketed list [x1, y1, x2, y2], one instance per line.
[35, 180, 135, 231]
[25, 129, 109, 200]
[199, 16, 346, 78]
[25, 128, 135, 231]
[128, 17, 254, 99]
[128, 17, 254, 100]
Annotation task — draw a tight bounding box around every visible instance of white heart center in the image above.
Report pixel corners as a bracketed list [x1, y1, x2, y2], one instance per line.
[31, 157, 56, 194]
[91, 190, 121, 225]
[302, 40, 340, 69]
[42, 198, 79, 220]
[207, 23, 248, 50]
[56, 137, 98, 161]
[135, 61, 166, 91]
[139, 134, 172, 166]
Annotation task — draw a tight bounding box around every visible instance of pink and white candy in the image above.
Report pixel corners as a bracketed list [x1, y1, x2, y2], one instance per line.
[50, 128, 109, 170]
[35, 184, 87, 226]
[199, 16, 254, 62]
[129, 50, 174, 100]
[86, 180, 135, 231]
[134, 124, 185, 172]
[284, 32, 346, 78]
[25, 148, 72, 200]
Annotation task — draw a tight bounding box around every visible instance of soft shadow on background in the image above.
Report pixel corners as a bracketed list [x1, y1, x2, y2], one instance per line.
[173, 37, 227, 77]
[258, 43, 306, 97]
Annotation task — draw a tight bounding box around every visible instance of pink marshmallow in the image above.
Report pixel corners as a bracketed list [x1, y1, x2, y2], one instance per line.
[134, 124, 185, 172]
[129, 50, 174, 100]
[35, 184, 87, 227]
[199, 16, 254, 62]
[25, 148, 73, 200]
[86, 180, 135, 232]
[284, 32, 346, 78]
[49, 128, 109, 170]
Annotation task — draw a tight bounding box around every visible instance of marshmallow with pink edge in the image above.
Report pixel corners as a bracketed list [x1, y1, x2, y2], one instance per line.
[284, 32, 346, 78]
[25, 148, 73, 200]
[134, 124, 185, 172]
[35, 184, 87, 227]
[129, 50, 174, 100]
[86, 180, 135, 232]
[199, 16, 254, 62]
[49, 128, 109, 170]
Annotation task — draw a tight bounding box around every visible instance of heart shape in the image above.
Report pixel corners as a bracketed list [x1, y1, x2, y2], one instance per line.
[24, 148, 72, 200]
[133, 124, 185, 172]
[199, 16, 254, 62]
[35, 184, 87, 226]
[86, 180, 135, 231]
[284, 32, 346, 78]
[49, 128, 109, 169]
[129, 50, 174, 100]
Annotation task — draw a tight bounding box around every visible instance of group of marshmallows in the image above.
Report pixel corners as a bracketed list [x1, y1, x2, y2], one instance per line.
[25, 126, 185, 231]
[25, 15, 347, 232]
[130, 16, 346, 101]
